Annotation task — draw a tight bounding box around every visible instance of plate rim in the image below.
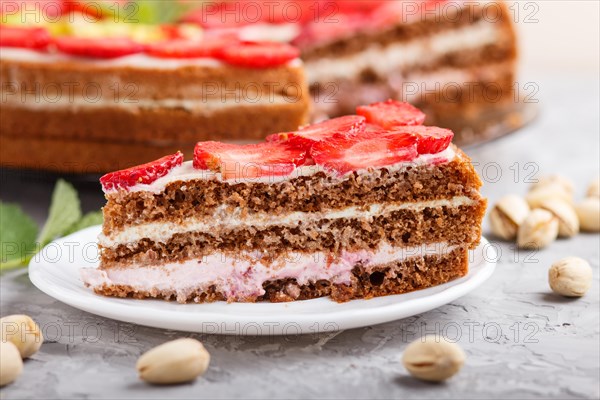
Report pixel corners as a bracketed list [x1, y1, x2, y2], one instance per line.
[28, 225, 497, 335]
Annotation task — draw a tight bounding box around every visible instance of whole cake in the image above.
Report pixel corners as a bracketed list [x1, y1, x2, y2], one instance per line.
[81, 101, 487, 303]
[1, 0, 517, 173]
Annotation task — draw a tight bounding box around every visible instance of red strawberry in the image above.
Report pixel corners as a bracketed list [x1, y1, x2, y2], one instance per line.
[356, 100, 426, 129]
[54, 37, 144, 59]
[388, 126, 454, 154]
[268, 115, 366, 149]
[146, 36, 237, 59]
[193, 141, 307, 180]
[311, 132, 418, 175]
[218, 42, 300, 68]
[0, 26, 51, 50]
[100, 152, 184, 191]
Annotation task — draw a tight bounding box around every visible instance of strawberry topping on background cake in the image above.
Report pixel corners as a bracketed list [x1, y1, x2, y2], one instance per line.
[356, 100, 426, 128]
[100, 152, 184, 191]
[146, 36, 236, 59]
[0, 26, 51, 49]
[193, 141, 307, 179]
[55, 37, 144, 59]
[218, 42, 300, 68]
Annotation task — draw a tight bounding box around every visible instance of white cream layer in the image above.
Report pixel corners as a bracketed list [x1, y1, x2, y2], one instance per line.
[81, 241, 457, 302]
[100, 196, 476, 248]
[108, 145, 456, 194]
[0, 47, 302, 69]
[2, 92, 294, 112]
[304, 18, 503, 82]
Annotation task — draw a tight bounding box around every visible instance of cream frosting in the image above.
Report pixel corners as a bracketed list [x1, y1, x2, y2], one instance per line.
[107, 145, 456, 194]
[99, 195, 477, 248]
[2, 91, 295, 112]
[0, 47, 302, 69]
[304, 18, 503, 83]
[81, 241, 458, 302]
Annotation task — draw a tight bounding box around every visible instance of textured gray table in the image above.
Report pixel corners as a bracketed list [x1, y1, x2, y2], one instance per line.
[1, 75, 599, 399]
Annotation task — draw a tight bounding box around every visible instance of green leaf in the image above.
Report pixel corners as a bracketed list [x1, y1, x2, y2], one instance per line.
[0, 202, 38, 270]
[128, 0, 201, 24]
[36, 179, 82, 247]
[64, 211, 103, 236]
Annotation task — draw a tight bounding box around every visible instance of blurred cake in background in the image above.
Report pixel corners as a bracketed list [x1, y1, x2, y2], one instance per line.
[0, 1, 309, 172]
[0, 0, 518, 173]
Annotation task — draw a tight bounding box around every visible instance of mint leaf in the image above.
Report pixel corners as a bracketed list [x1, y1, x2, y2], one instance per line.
[37, 179, 82, 247]
[128, 0, 200, 24]
[0, 202, 38, 270]
[64, 211, 103, 236]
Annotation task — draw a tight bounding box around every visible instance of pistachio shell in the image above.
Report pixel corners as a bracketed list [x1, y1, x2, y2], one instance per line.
[0, 342, 23, 387]
[548, 257, 592, 297]
[402, 335, 465, 382]
[1, 314, 44, 359]
[517, 209, 559, 249]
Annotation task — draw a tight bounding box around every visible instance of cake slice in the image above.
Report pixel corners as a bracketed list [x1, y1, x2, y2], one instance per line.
[81, 101, 487, 303]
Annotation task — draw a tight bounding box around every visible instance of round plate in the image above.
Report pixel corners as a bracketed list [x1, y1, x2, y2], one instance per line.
[29, 226, 496, 335]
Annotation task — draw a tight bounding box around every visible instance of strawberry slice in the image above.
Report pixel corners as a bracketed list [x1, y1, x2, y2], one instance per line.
[0, 26, 51, 50]
[146, 36, 238, 59]
[267, 115, 366, 149]
[193, 141, 307, 180]
[100, 152, 184, 191]
[54, 37, 144, 58]
[387, 126, 454, 154]
[356, 100, 426, 129]
[311, 132, 418, 175]
[218, 42, 300, 68]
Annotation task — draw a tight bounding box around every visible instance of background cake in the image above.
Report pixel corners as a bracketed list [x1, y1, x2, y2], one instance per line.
[1, 0, 518, 173]
[82, 101, 487, 303]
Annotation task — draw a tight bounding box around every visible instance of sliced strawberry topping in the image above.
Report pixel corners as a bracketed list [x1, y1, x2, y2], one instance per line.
[268, 115, 366, 149]
[311, 132, 418, 175]
[388, 126, 454, 154]
[356, 100, 426, 129]
[146, 36, 237, 59]
[100, 152, 183, 191]
[54, 37, 144, 59]
[218, 42, 299, 68]
[193, 141, 307, 180]
[0, 26, 51, 50]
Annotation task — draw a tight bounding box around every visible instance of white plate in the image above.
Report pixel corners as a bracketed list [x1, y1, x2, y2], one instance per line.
[29, 226, 496, 335]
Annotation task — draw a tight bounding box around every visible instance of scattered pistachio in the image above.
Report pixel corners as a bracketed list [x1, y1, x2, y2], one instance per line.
[136, 338, 210, 385]
[517, 209, 559, 249]
[575, 198, 600, 232]
[526, 183, 572, 208]
[530, 175, 575, 196]
[539, 199, 580, 238]
[548, 257, 593, 297]
[0, 342, 23, 387]
[489, 195, 530, 240]
[402, 335, 465, 382]
[1, 314, 44, 359]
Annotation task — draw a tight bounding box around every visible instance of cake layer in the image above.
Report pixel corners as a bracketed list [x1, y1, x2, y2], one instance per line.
[100, 201, 485, 267]
[310, 61, 515, 131]
[102, 147, 482, 232]
[1, 99, 307, 143]
[0, 135, 192, 173]
[1, 52, 309, 143]
[83, 243, 468, 303]
[300, 1, 515, 60]
[303, 17, 513, 82]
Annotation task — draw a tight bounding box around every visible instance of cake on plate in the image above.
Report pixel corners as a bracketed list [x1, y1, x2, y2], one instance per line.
[81, 101, 487, 303]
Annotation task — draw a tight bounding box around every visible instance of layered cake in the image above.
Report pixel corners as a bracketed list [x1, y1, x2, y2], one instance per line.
[81, 101, 487, 303]
[0, 7, 309, 172]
